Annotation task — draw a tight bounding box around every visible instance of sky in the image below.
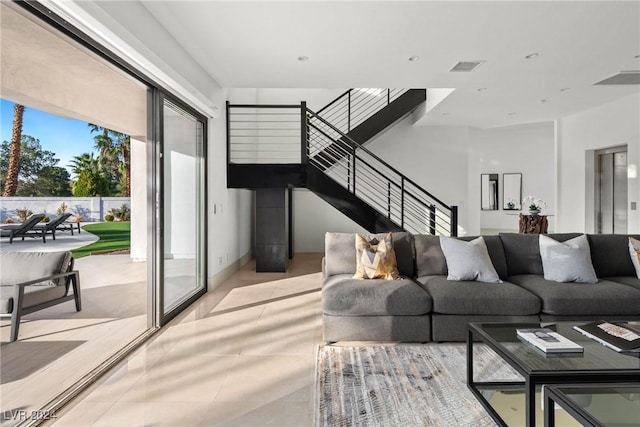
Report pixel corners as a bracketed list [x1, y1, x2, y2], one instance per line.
[1, 98, 96, 174]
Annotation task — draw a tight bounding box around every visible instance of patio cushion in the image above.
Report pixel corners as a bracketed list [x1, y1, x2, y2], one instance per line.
[0, 251, 71, 313]
[323, 274, 431, 316]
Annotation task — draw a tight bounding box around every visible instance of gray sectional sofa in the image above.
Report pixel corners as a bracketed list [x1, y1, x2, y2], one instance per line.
[322, 232, 640, 342]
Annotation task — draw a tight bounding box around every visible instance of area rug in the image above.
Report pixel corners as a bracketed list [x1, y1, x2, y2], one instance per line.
[315, 344, 522, 427]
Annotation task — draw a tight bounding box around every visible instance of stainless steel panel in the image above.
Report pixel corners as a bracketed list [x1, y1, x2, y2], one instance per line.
[613, 152, 628, 233]
[598, 153, 614, 234]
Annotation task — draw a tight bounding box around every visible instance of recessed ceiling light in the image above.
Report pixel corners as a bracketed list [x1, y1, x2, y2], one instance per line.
[477, 87, 487, 92]
[408, 56, 420, 62]
[635, 54, 640, 59]
[507, 112, 516, 116]
[441, 112, 450, 116]
[560, 87, 571, 92]
[297, 56, 309, 62]
[525, 53, 539, 59]
[540, 99, 549, 103]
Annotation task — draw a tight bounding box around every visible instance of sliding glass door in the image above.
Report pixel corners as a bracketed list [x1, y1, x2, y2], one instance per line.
[157, 96, 207, 322]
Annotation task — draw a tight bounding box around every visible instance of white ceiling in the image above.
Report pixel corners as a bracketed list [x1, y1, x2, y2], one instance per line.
[116, 2, 640, 128]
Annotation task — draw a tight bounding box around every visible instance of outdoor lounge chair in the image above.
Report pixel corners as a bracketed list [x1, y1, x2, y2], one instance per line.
[32, 212, 73, 241]
[0, 213, 46, 244]
[0, 251, 81, 342]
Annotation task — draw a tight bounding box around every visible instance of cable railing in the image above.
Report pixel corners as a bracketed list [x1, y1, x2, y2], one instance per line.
[307, 109, 457, 236]
[316, 88, 408, 135]
[227, 103, 305, 164]
[226, 98, 458, 236]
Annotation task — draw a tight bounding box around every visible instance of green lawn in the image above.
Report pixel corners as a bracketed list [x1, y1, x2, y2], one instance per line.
[72, 221, 131, 259]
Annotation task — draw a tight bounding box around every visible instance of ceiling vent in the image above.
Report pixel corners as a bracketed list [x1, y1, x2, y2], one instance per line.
[594, 70, 640, 85]
[450, 60, 485, 72]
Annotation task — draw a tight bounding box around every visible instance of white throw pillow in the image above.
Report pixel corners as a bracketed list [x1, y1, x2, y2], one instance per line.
[539, 234, 597, 283]
[628, 237, 640, 279]
[439, 236, 502, 283]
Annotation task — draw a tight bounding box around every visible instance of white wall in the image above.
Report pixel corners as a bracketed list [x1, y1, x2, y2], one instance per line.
[208, 88, 254, 280]
[469, 122, 555, 233]
[556, 93, 640, 233]
[293, 188, 366, 252]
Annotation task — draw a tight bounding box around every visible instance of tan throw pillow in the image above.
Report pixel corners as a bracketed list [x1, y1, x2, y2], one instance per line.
[628, 237, 640, 279]
[353, 232, 399, 280]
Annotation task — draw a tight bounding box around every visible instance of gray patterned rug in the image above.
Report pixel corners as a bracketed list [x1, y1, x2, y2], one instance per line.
[315, 344, 522, 427]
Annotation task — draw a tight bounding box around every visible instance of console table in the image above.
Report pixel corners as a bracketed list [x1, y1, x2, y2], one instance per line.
[519, 214, 548, 234]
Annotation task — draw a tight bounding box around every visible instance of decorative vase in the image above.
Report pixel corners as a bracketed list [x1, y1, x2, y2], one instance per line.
[529, 208, 541, 216]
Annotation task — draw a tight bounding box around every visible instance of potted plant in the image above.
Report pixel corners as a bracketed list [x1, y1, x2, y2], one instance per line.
[523, 196, 547, 216]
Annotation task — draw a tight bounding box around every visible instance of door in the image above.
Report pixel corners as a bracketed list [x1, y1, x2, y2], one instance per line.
[157, 96, 207, 323]
[595, 147, 627, 234]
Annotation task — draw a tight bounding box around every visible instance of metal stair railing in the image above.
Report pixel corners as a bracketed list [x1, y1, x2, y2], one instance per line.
[316, 88, 408, 135]
[306, 108, 457, 236]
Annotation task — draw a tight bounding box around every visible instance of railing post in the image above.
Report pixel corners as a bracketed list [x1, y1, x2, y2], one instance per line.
[351, 145, 356, 194]
[400, 177, 405, 229]
[301, 101, 307, 164]
[387, 182, 392, 219]
[429, 204, 436, 235]
[450, 205, 458, 237]
[387, 88, 391, 105]
[347, 154, 351, 191]
[226, 101, 231, 166]
[347, 90, 351, 132]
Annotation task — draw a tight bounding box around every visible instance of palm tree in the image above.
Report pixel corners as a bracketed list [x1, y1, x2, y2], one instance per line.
[2, 104, 25, 197]
[88, 124, 131, 196]
[69, 153, 112, 196]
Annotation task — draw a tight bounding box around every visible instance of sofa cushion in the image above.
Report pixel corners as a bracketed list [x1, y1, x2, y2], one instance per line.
[499, 233, 582, 276]
[440, 236, 501, 283]
[508, 274, 640, 316]
[353, 233, 399, 280]
[604, 276, 640, 292]
[414, 235, 508, 279]
[325, 232, 414, 277]
[323, 275, 431, 316]
[539, 234, 597, 283]
[416, 276, 540, 315]
[587, 234, 640, 278]
[414, 235, 447, 277]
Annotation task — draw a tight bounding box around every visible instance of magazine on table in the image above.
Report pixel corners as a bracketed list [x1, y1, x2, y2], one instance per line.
[516, 328, 584, 353]
[573, 321, 640, 353]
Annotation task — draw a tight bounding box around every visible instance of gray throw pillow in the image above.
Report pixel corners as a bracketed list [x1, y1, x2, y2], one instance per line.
[539, 234, 597, 283]
[440, 236, 502, 283]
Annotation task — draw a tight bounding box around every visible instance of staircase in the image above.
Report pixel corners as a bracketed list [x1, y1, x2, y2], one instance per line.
[227, 89, 457, 237]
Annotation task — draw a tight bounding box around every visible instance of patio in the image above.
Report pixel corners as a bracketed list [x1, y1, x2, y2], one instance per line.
[0, 224, 99, 253]
[0, 230, 147, 425]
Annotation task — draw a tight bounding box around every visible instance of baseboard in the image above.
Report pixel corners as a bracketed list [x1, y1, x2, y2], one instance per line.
[207, 250, 252, 290]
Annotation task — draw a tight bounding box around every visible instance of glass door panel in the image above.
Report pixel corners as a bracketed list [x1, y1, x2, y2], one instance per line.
[162, 99, 206, 316]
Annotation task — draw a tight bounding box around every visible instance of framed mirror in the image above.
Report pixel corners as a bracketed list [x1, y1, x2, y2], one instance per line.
[503, 173, 522, 210]
[481, 174, 499, 210]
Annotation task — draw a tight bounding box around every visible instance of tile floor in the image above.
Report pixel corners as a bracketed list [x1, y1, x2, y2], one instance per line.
[1, 254, 147, 427]
[49, 253, 324, 427]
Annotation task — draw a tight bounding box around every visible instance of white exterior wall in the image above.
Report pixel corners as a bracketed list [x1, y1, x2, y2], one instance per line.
[556, 93, 640, 233]
[0, 197, 129, 222]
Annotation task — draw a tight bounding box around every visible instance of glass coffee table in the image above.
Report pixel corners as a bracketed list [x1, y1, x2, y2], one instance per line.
[467, 322, 640, 427]
[544, 383, 640, 427]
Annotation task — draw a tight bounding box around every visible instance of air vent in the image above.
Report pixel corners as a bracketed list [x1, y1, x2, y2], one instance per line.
[450, 60, 485, 72]
[594, 71, 640, 85]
